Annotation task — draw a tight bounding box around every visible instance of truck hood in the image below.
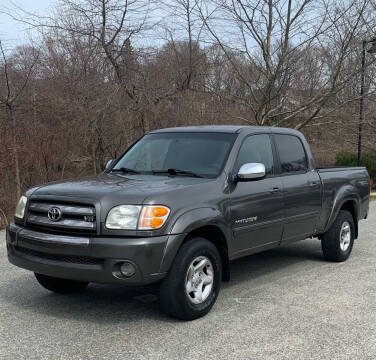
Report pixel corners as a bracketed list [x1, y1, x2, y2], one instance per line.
[27, 173, 214, 205]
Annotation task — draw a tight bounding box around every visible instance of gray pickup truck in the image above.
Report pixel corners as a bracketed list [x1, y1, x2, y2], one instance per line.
[6, 126, 370, 320]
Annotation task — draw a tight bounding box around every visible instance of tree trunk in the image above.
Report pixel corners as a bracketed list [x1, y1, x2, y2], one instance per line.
[7, 106, 21, 199]
[91, 140, 97, 175]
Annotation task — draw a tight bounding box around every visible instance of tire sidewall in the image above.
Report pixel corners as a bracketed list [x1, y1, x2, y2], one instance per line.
[322, 210, 355, 262]
[178, 241, 222, 314]
[338, 214, 355, 259]
[162, 238, 222, 319]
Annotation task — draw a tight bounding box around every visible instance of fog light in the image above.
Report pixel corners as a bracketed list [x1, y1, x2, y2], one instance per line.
[120, 262, 135, 277]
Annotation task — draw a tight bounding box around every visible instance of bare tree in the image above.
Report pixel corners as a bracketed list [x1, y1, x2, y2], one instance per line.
[1, 0, 376, 224]
[0, 41, 39, 198]
[195, 0, 375, 128]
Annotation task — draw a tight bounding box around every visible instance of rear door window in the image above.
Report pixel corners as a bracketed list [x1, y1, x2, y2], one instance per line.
[274, 134, 308, 173]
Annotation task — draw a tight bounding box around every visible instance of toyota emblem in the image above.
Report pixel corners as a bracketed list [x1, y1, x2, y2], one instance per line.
[48, 207, 62, 222]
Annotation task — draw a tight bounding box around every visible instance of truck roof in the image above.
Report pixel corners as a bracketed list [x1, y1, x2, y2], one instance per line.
[149, 125, 302, 136]
[149, 125, 247, 134]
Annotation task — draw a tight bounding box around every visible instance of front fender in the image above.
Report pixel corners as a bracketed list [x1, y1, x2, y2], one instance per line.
[158, 207, 231, 273]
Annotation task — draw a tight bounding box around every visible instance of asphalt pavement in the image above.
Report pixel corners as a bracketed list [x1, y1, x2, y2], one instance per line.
[1, 201, 375, 359]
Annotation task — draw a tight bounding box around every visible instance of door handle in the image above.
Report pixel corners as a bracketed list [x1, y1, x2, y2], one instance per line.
[310, 181, 319, 187]
[269, 187, 281, 193]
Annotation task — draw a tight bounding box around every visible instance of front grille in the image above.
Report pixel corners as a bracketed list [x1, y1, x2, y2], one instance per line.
[14, 246, 103, 266]
[27, 200, 96, 233]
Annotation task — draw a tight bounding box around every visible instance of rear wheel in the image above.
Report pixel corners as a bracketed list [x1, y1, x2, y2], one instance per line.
[321, 210, 355, 262]
[34, 273, 88, 294]
[159, 238, 222, 320]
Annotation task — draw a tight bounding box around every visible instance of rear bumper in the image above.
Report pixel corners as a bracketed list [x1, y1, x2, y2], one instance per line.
[6, 223, 181, 285]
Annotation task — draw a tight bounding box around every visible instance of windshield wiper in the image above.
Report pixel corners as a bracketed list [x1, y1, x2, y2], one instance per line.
[111, 167, 141, 174]
[152, 168, 205, 178]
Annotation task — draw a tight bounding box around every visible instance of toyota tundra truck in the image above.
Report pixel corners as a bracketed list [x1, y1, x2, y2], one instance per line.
[6, 126, 370, 320]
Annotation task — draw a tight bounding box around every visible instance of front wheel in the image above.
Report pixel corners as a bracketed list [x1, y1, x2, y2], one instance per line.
[159, 238, 222, 320]
[321, 210, 355, 262]
[34, 273, 88, 294]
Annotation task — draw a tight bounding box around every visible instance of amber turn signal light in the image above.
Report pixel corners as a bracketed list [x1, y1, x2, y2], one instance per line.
[138, 205, 170, 230]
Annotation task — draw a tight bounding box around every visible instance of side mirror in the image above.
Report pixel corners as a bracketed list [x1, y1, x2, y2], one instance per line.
[105, 159, 115, 171]
[237, 163, 266, 181]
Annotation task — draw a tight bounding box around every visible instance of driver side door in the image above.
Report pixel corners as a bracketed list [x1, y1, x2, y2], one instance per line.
[229, 134, 284, 257]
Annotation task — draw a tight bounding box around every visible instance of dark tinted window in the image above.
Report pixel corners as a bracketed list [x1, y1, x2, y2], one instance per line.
[235, 134, 275, 175]
[114, 132, 236, 177]
[274, 134, 308, 173]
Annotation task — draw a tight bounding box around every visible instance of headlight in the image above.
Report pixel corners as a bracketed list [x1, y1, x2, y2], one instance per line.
[106, 205, 141, 229]
[15, 195, 28, 219]
[105, 205, 170, 230]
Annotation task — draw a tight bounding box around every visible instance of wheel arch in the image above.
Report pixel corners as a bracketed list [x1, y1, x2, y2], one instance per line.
[182, 225, 230, 282]
[324, 197, 359, 239]
[159, 208, 232, 281]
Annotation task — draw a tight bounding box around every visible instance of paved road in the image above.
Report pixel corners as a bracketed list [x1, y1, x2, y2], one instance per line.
[1, 202, 375, 360]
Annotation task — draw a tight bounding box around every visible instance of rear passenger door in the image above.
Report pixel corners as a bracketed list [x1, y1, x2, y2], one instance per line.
[273, 134, 321, 243]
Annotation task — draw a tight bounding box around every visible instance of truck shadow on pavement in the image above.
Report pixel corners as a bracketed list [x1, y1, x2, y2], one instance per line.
[227, 238, 324, 287]
[1, 239, 325, 323]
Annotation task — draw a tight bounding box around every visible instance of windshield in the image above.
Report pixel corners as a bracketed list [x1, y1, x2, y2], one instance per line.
[112, 132, 236, 177]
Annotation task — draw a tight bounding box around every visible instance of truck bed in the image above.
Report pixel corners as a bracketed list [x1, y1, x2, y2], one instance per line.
[315, 166, 370, 233]
[317, 166, 367, 173]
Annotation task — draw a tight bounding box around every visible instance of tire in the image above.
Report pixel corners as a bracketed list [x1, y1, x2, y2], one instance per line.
[34, 273, 88, 294]
[321, 210, 355, 262]
[159, 238, 222, 321]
